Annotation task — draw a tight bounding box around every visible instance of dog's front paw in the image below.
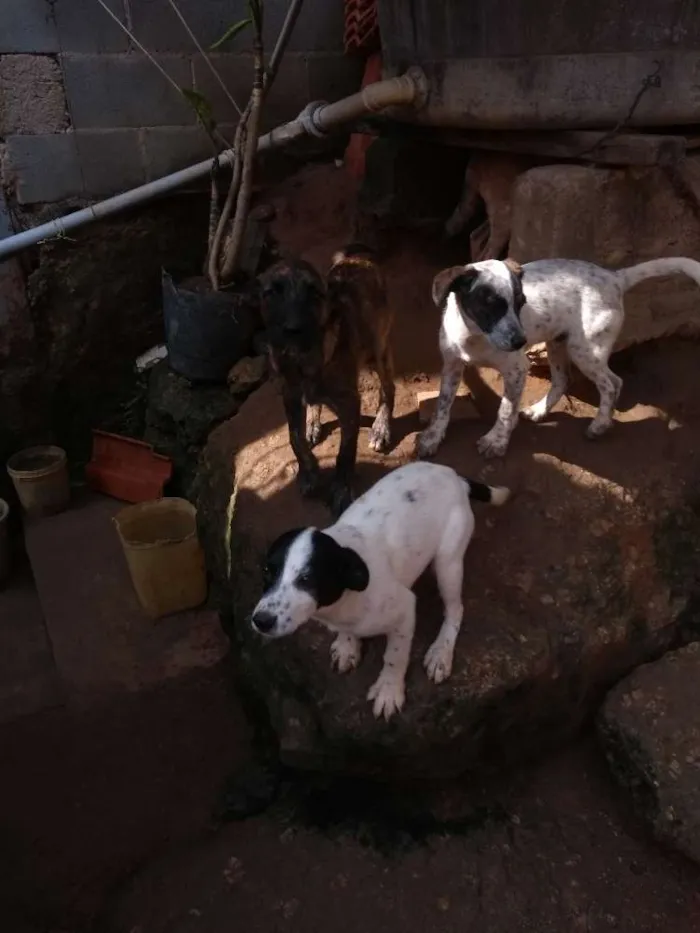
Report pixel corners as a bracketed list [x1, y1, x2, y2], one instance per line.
[415, 427, 441, 459]
[306, 421, 323, 448]
[424, 637, 455, 684]
[368, 419, 391, 454]
[328, 481, 353, 518]
[306, 408, 323, 447]
[522, 398, 549, 423]
[476, 428, 509, 458]
[368, 672, 405, 720]
[298, 469, 323, 499]
[585, 418, 613, 440]
[330, 633, 362, 673]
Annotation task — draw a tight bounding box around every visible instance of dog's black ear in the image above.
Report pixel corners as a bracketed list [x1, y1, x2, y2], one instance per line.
[432, 265, 478, 308]
[340, 546, 369, 592]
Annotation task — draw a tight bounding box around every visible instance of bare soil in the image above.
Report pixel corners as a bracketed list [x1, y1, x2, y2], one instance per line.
[107, 739, 700, 933]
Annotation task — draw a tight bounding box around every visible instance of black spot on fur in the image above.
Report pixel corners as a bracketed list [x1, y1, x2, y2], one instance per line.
[404, 490, 417, 503]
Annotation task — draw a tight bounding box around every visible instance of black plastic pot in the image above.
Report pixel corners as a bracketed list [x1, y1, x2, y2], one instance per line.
[162, 270, 258, 384]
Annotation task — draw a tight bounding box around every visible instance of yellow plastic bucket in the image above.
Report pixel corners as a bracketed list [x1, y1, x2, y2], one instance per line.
[7, 445, 70, 518]
[114, 498, 208, 618]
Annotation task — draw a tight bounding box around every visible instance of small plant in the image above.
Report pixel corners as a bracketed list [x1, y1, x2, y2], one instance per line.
[96, 0, 302, 291]
[206, 0, 265, 290]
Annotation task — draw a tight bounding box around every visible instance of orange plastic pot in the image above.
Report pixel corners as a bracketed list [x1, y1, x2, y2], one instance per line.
[85, 430, 172, 503]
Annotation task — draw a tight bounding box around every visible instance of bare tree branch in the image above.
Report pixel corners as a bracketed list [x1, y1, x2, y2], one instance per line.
[220, 18, 264, 281]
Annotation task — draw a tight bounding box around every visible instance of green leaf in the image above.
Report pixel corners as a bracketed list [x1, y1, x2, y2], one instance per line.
[210, 17, 252, 50]
[180, 87, 216, 133]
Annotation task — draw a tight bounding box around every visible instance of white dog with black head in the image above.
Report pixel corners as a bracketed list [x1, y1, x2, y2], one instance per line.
[417, 256, 700, 459]
[250, 462, 509, 719]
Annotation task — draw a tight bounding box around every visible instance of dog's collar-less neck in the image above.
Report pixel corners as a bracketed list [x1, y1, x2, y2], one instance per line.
[312, 586, 364, 628]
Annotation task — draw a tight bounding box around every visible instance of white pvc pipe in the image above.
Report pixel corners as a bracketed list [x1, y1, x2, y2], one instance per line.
[0, 68, 427, 261]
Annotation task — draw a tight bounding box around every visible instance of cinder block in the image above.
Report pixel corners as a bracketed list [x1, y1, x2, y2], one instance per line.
[0, 54, 69, 135]
[142, 125, 217, 180]
[0, 0, 59, 53]
[55, 0, 130, 53]
[75, 129, 146, 196]
[417, 386, 480, 424]
[4, 133, 84, 204]
[307, 53, 363, 103]
[61, 53, 195, 128]
[280, 0, 346, 52]
[130, 0, 253, 53]
[193, 53, 310, 132]
[128, 0, 342, 54]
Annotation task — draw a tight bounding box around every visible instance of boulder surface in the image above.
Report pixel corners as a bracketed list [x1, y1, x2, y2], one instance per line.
[599, 642, 700, 864]
[197, 336, 700, 778]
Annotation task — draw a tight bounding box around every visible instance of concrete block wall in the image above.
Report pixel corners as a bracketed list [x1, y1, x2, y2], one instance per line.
[0, 0, 362, 207]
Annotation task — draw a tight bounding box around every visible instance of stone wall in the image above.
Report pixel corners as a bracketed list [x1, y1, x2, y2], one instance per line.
[0, 0, 361, 205]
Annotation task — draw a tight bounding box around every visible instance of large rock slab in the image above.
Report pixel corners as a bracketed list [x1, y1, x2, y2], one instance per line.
[510, 159, 700, 351]
[197, 334, 700, 778]
[599, 643, 700, 864]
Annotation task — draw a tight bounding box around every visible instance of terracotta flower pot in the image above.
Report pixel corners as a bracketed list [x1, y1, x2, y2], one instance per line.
[85, 430, 172, 503]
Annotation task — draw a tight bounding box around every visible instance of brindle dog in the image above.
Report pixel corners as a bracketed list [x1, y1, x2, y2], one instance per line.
[260, 245, 395, 517]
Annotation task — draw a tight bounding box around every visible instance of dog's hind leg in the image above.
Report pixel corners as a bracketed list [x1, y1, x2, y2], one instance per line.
[416, 353, 463, 458]
[522, 338, 569, 422]
[368, 587, 416, 719]
[368, 344, 396, 453]
[567, 339, 622, 438]
[424, 506, 474, 683]
[306, 404, 323, 447]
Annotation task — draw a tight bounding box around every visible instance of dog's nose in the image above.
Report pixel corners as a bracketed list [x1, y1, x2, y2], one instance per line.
[251, 609, 277, 634]
[511, 333, 527, 350]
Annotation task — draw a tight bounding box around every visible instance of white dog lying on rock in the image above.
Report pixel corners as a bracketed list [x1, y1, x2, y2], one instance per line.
[251, 462, 510, 719]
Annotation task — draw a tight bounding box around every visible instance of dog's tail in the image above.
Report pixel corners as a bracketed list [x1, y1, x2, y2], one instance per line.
[461, 477, 510, 506]
[615, 257, 700, 293]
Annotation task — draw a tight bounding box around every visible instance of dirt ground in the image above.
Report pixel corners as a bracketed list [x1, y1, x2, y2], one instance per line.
[106, 738, 700, 933]
[0, 664, 252, 932]
[4, 162, 700, 931]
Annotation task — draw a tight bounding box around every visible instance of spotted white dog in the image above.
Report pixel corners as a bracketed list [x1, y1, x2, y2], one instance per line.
[417, 257, 700, 459]
[250, 462, 509, 719]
